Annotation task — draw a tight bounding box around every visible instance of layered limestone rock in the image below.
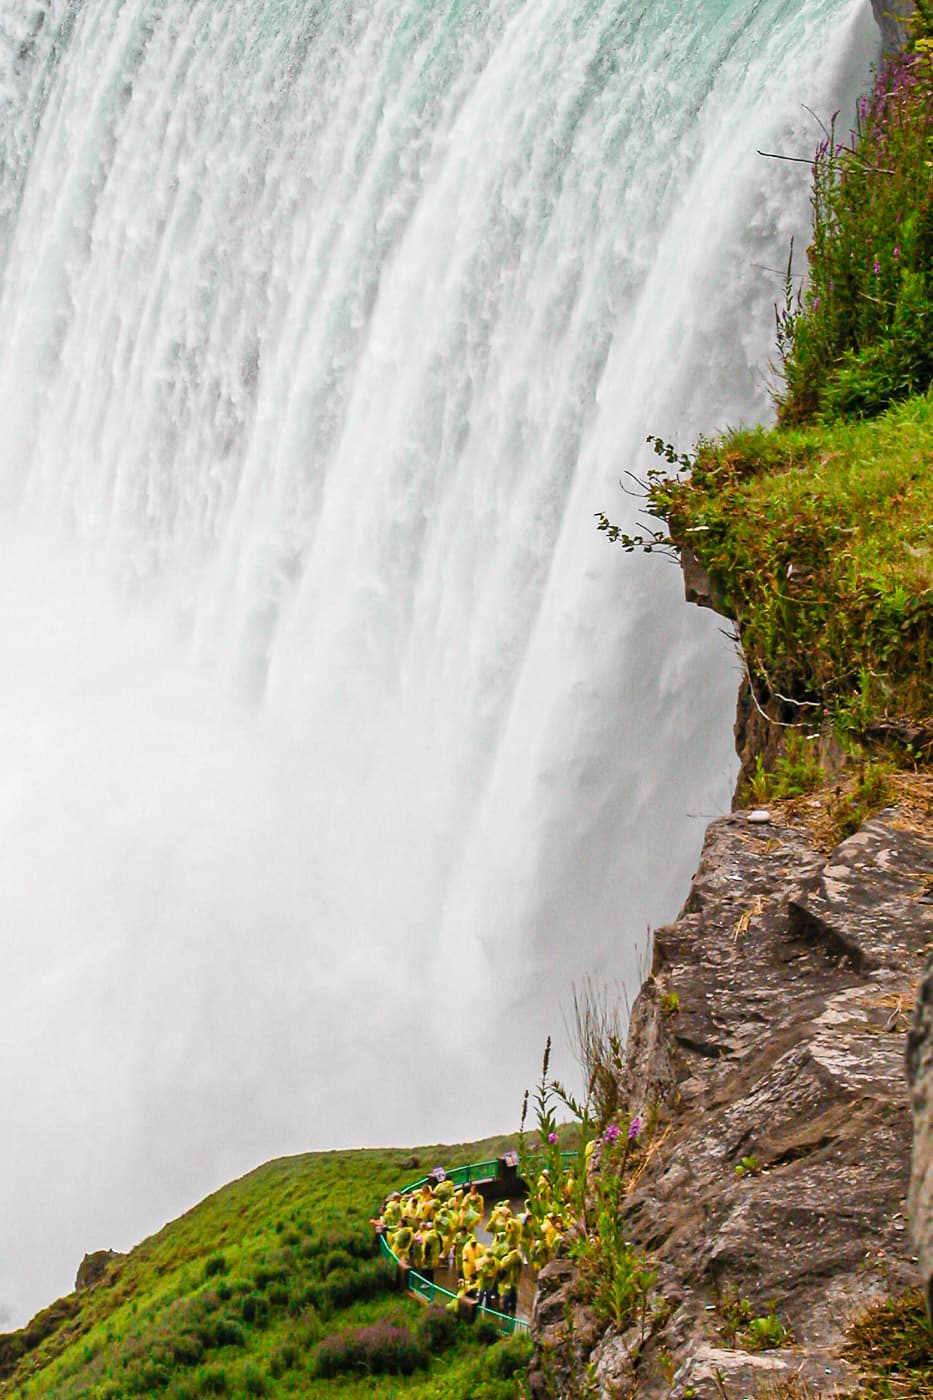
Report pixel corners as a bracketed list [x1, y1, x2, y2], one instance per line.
[908, 956, 933, 1317]
[531, 809, 930, 1399]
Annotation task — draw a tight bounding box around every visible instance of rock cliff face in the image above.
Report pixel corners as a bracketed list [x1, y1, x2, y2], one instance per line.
[531, 809, 930, 1398]
[871, 0, 914, 55]
[908, 957, 933, 1317]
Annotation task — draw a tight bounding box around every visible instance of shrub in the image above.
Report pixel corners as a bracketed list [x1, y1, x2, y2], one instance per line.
[199, 1316, 245, 1349]
[474, 1315, 503, 1347]
[240, 1292, 270, 1326]
[268, 1341, 300, 1378]
[204, 1255, 228, 1280]
[126, 1356, 172, 1393]
[415, 1305, 459, 1354]
[171, 1333, 205, 1366]
[483, 1333, 534, 1379]
[747, 1313, 787, 1350]
[243, 1362, 267, 1396]
[313, 1321, 428, 1378]
[320, 1258, 394, 1309]
[322, 1249, 354, 1275]
[746, 732, 824, 804]
[293, 1305, 324, 1349]
[197, 1365, 228, 1395]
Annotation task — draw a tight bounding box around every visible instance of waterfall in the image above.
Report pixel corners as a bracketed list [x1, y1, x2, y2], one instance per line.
[0, 0, 876, 1327]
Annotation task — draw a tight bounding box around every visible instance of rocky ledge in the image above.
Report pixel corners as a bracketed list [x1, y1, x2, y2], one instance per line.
[532, 805, 933, 1398]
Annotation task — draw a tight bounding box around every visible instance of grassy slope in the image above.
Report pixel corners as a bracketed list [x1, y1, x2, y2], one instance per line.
[0, 1134, 529, 1400]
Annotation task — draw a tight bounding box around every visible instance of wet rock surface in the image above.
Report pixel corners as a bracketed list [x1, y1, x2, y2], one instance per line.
[531, 808, 930, 1398]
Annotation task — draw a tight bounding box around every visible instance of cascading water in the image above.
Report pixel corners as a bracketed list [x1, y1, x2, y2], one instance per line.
[0, 0, 877, 1327]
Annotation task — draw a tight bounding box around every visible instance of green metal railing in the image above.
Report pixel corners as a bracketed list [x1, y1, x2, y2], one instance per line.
[399, 1151, 576, 1198]
[400, 1158, 501, 1194]
[377, 1232, 528, 1335]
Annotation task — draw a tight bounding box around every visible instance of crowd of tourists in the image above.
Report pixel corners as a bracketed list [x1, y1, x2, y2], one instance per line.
[372, 1167, 569, 1318]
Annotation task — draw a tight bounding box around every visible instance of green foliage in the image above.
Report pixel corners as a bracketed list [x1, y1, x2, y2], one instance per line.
[415, 1306, 460, 1356]
[482, 1333, 533, 1380]
[746, 1313, 787, 1350]
[650, 401, 933, 743]
[746, 734, 825, 805]
[779, 50, 933, 424]
[734, 1155, 761, 1178]
[715, 1289, 788, 1351]
[572, 1167, 659, 1340]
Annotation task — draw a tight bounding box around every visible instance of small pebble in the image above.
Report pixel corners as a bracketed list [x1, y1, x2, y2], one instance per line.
[747, 809, 771, 824]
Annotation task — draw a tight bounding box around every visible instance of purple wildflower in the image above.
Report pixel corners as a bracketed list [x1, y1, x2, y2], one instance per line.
[603, 1123, 621, 1145]
[873, 259, 881, 275]
[628, 1116, 643, 1143]
[813, 295, 820, 311]
[547, 1131, 559, 1145]
[894, 246, 901, 260]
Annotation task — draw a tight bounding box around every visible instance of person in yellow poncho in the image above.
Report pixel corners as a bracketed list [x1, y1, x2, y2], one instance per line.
[381, 1192, 403, 1231]
[419, 1222, 443, 1282]
[476, 1248, 500, 1312]
[453, 1226, 471, 1279]
[499, 1247, 523, 1316]
[413, 1183, 435, 1222]
[503, 1211, 524, 1251]
[487, 1201, 512, 1238]
[434, 1204, 457, 1258]
[460, 1185, 484, 1228]
[461, 1235, 481, 1289]
[390, 1219, 415, 1264]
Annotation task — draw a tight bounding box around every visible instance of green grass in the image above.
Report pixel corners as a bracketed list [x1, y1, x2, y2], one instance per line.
[779, 28, 933, 423]
[654, 394, 933, 742]
[0, 1135, 530, 1400]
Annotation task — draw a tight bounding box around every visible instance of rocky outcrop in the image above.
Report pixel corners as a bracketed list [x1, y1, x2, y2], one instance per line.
[871, 0, 914, 55]
[532, 808, 930, 1398]
[908, 955, 933, 1317]
[74, 1250, 122, 1293]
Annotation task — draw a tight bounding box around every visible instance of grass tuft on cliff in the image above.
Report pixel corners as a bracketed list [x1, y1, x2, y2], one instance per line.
[0, 1135, 529, 1400]
[656, 396, 933, 742]
[843, 1288, 933, 1399]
